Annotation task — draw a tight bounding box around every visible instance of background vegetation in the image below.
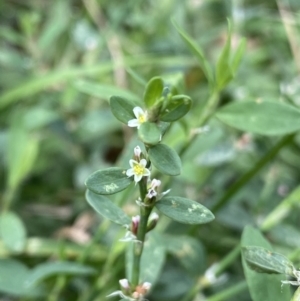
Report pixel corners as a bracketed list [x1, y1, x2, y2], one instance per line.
[1, 0, 300, 300]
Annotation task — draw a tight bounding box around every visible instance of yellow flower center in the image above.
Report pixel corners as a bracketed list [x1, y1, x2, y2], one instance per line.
[133, 163, 145, 175]
[138, 114, 146, 124]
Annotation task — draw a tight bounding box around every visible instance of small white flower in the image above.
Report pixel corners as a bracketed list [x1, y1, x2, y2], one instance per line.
[128, 107, 147, 128]
[126, 159, 151, 183]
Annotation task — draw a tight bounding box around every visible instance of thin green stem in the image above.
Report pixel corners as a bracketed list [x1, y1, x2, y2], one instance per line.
[212, 134, 295, 213]
[214, 244, 241, 277]
[180, 91, 219, 158]
[182, 245, 241, 301]
[131, 179, 152, 287]
[1, 188, 15, 212]
[206, 280, 248, 301]
[47, 275, 67, 301]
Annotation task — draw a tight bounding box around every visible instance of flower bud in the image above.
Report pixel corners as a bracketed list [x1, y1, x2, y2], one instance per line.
[146, 212, 159, 232]
[131, 215, 140, 236]
[119, 279, 130, 290]
[132, 281, 152, 299]
[146, 178, 161, 199]
[134, 145, 142, 159]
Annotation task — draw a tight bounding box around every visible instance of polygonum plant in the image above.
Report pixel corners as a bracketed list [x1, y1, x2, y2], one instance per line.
[85, 76, 215, 300]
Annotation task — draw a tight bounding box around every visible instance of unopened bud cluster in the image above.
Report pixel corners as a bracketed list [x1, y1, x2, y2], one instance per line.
[108, 279, 152, 301]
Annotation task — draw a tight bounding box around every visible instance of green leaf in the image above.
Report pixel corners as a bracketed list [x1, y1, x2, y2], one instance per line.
[85, 167, 133, 195]
[232, 38, 246, 75]
[241, 226, 292, 301]
[138, 122, 161, 145]
[109, 96, 136, 124]
[160, 95, 192, 122]
[148, 143, 181, 176]
[216, 20, 233, 91]
[242, 246, 295, 276]
[172, 20, 213, 86]
[85, 189, 131, 225]
[7, 120, 39, 191]
[155, 196, 214, 224]
[162, 234, 206, 275]
[216, 100, 300, 135]
[26, 261, 96, 287]
[0, 259, 43, 297]
[143, 77, 164, 108]
[0, 212, 26, 252]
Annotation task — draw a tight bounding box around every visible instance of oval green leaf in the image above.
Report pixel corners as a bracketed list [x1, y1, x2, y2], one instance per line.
[0, 212, 27, 252]
[26, 261, 96, 287]
[160, 95, 192, 122]
[216, 101, 300, 136]
[109, 96, 136, 124]
[242, 246, 295, 276]
[0, 259, 42, 297]
[241, 226, 292, 301]
[86, 189, 131, 225]
[138, 122, 161, 145]
[155, 196, 215, 224]
[148, 144, 181, 176]
[85, 167, 133, 195]
[143, 77, 163, 108]
[162, 233, 206, 275]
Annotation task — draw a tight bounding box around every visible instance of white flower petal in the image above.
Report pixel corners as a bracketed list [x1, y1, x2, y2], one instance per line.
[139, 159, 147, 167]
[143, 169, 151, 177]
[133, 106, 144, 118]
[129, 159, 138, 168]
[126, 169, 135, 177]
[134, 174, 143, 182]
[128, 119, 139, 127]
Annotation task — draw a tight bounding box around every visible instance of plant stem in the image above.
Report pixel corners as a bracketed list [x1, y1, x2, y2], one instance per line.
[180, 91, 219, 158]
[1, 188, 15, 212]
[206, 280, 248, 301]
[260, 184, 300, 231]
[131, 179, 152, 287]
[48, 275, 67, 301]
[212, 134, 295, 213]
[214, 244, 241, 277]
[182, 245, 241, 301]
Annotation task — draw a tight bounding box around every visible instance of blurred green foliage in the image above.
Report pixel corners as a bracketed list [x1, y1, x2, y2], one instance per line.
[1, 0, 300, 300]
